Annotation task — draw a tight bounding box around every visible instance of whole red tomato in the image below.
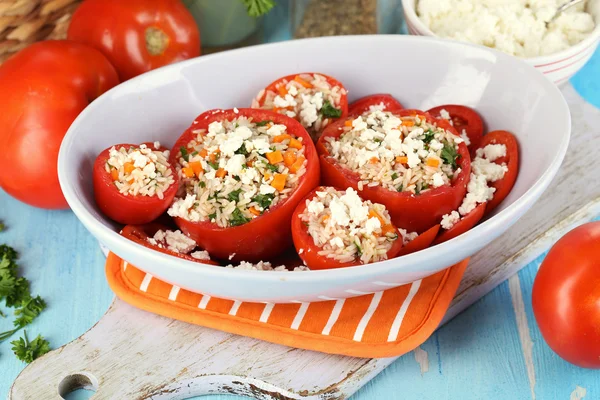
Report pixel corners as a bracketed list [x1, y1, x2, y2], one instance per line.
[532, 222, 600, 368]
[68, 0, 200, 81]
[0, 41, 119, 209]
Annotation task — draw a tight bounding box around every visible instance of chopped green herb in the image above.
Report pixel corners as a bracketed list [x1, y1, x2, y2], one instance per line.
[391, 172, 398, 180]
[265, 163, 279, 173]
[228, 189, 242, 202]
[415, 186, 421, 195]
[397, 184, 404, 192]
[374, 138, 382, 143]
[180, 147, 189, 162]
[234, 123, 239, 128]
[199, 181, 206, 188]
[256, 120, 273, 127]
[230, 208, 251, 227]
[422, 129, 435, 144]
[191, 151, 198, 157]
[440, 142, 460, 169]
[252, 193, 275, 210]
[208, 212, 217, 220]
[235, 145, 249, 156]
[233, 176, 241, 181]
[11, 330, 50, 364]
[422, 183, 429, 190]
[320, 100, 343, 118]
[270, 146, 277, 152]
[208, 161, 219, 170]
[354, 240, 363, 256]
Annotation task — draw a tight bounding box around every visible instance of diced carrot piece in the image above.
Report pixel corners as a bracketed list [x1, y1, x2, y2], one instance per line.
[289, 156, 305, 173]
[288, 138, 302, 149]
[426, 158, 440, 168]
[294, 76, 313, 88]
[369, 157, 379, 164]
[264, 173, 272, 181]
[271, 173, 287, 191]
[395, 156, 408, 164]
[110, 168, 119, 181]
[216, 168, 226, 178]
[124, 162, 135, 174]
[273, 134, 291, 143]
[209, 151, 220, 163]
[368, 210, 386, 226]
[189, 161, 202, 177]
[199, 148, 208, 158]
[273, 107, 282, 113]
[382, 224, 397, 235]
[277, 85, 288, 97]
[266, 151, 283, 164]
[246, 159, 254, 167]
[321, 214, 330, 223]
[402, 120, 415, 127]
[283, 150, 297, 167]
[182, 167, 194, 178]
[128, 179, 134, 184]
[344, 120, 353, 127]
[249, 206, 261, 216]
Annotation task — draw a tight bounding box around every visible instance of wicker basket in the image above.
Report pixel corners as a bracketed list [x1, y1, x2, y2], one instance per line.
[0, 0, 82, 64]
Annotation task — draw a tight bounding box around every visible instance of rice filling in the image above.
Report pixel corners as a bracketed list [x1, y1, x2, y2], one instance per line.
[104, 142, 174, 199]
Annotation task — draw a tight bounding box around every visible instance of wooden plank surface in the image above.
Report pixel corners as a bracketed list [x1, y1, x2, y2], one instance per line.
[8, 85, 600, 399]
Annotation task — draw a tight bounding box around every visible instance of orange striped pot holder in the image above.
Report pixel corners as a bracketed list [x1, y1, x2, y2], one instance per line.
[105, 252, 468, 358]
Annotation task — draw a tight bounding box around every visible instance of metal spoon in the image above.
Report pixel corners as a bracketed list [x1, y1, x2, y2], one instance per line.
[546, 0, 588, 27]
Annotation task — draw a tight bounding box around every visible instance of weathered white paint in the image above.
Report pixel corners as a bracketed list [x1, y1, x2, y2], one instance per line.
[413, 346, 429, 376]
[10, 84, 600, 400]
[509, 275, 536, 400]
[570, 385, 587, 400]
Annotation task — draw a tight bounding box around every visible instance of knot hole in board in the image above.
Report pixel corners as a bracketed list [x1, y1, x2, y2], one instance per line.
[58, 372, 98, 400]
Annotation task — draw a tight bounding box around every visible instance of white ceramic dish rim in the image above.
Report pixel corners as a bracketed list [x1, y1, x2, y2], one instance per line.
[58, 34, 571, 283]
[401, 0, 600, 65]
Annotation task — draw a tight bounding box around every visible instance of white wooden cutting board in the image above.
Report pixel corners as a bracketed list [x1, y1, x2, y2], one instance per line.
[9, 85, 600, 400]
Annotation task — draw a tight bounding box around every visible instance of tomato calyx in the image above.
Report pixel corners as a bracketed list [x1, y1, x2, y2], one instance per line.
[145, 27, 170, 56]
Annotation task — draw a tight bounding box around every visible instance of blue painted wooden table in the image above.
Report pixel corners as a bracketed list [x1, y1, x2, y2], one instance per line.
[1, 5, 600, 399]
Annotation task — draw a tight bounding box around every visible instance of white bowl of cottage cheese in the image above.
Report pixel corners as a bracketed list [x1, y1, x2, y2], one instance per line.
[402, 0, 600, 85]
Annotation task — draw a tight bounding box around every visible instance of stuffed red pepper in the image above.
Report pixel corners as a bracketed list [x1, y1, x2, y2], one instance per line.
[93, 142, 178, 225]
[317, 109, 471, 233]
[348, 93, 404, 116]
[121, 223, 218, 265]
[168, 108, 320, 262]
[251, 72, 348, 141]
[291, 187, 407, 270]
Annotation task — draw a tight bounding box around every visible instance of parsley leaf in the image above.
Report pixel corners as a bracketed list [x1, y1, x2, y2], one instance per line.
[11, 330, 50, 363]
[397, 184, 404, 192]
[230, 208, 251, 227]
[391, 172, 398, 180]
[252, 193, 275, 210]
[440, 142, 460, 169]
[235, 144, 249, 156]
[208, 161, 219, 170]
[199, 181, 206, 188]
[422, 129, 435, 144]
[320, 100, 343, 119]
[5, 277, 30, 308]
[180, 147, 189, 162]
[256, 120, 273, 127]
[13, 296, 46, 329]
[240, 0, 275, 17]
[265, 163, 279, 173]
[228, 189, 243, 202]
[208, 212, 217, 220]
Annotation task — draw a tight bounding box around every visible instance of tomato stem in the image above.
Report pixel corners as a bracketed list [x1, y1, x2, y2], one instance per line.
[145, 27, 169, 56]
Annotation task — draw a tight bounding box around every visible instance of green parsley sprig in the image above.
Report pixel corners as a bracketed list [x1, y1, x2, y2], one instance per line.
[241, 0, 276, 17]
[10, 330, 50, 363]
